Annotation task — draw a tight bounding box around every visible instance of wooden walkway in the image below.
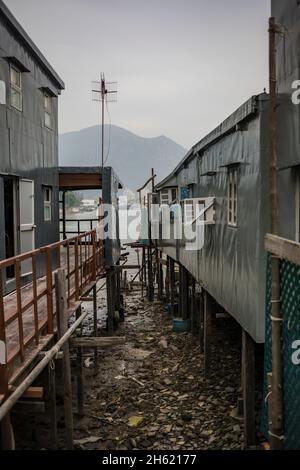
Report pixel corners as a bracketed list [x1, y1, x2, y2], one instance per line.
[0, 230, 105, 402]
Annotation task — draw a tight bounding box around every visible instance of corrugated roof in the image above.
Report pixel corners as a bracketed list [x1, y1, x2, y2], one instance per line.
[156, 95, 260, 190]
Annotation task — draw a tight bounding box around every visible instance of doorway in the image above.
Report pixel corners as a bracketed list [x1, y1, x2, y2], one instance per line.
[4, 177, 17, 279]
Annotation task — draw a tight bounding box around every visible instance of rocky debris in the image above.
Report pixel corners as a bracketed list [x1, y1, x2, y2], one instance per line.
[13, 284, 247, 450]
[71, 290, 245, 451]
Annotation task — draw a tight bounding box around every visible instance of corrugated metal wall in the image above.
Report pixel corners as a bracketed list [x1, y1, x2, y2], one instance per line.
[0, 11, 62, 276]
[157, 96, 276, 343]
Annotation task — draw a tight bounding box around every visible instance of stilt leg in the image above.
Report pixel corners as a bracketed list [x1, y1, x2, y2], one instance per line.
[48, 362, 58, 449]
[204, 291, 212, 379]
[56, 269, 73, 450]
[242, 329, 256, 448]
[76, 306, 84, 417]
[93, 285, 98, 367]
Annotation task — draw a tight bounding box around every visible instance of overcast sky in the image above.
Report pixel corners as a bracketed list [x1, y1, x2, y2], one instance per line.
[5, 0, 270, 148]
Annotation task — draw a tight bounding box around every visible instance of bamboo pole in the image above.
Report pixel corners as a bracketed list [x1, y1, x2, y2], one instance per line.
[268, 16, 283, 450]
[0, 308, 88, 422]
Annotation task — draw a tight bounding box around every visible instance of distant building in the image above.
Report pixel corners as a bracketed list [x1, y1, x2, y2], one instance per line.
[0, 1, 64, 285]
[81, 199, 97, 212]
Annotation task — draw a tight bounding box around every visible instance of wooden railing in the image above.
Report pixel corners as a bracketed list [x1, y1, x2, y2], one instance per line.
[0, 229, 104, 396]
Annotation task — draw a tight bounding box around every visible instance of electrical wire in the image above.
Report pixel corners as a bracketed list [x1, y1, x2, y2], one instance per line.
[104, 97, 112, 165]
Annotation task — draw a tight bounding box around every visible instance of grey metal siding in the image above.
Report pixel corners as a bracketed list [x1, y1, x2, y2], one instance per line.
[0, 8, 62, 280]
[103, 167, 122, 267]
[157, 96, 274, 343]
[272, 0, 300, 169]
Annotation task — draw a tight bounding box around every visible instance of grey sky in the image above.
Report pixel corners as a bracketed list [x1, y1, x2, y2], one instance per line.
[5, 0, 270, 148]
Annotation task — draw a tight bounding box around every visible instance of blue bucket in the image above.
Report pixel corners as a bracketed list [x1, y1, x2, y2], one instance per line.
[173, 318, 191, 332]
[165, 303, 174, 314]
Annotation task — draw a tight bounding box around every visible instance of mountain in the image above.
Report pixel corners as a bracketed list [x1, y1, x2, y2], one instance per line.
[59, 125, 187, 190]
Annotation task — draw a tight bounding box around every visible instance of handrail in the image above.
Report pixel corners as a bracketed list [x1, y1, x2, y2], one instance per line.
[0, 230, 96, 269]
[0, 228, 105, 389]
[265, 233, 300, 266]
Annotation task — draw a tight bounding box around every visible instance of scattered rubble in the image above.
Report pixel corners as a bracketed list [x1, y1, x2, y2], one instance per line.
[12, 287, 245, 450]
[72, 291, 244, 450]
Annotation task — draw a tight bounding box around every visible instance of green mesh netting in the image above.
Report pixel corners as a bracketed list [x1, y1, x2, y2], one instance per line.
[262, 257, 300, 449]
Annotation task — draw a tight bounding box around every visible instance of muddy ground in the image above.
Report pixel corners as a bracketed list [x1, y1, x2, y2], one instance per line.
[13, 281, 258, 450]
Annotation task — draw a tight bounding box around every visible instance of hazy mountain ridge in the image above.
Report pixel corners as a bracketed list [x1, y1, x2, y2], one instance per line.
[59, 125, 187, 190]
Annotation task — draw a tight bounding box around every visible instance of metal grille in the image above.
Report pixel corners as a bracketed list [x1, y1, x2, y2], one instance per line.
[262, 257, 300, 449]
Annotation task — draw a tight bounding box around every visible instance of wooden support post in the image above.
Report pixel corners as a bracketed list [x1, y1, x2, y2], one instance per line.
[147, 247, 154, 301]
[93, 285, 98, 367]
[62, 190, 67, 240]
[170, 258, 175, 306]
[158, 251, 163, 301]
[178, 264, 183, 317]
[141, 247, 145, 298]
[165, 257, 170, 304]
[106, 268, 115, 335]
[0, 413, 15, 450]
[116, 266, 121, 313]
[242, 329, 256, 448]
[76, 306, 84, 417]
[70, 337, 125, 348]
[55, 269, 73, 450]
[143, 247, 147, 297]
[204, 291, 212, 379]
[199, 291, 204, 353]
[0, 271, 14, 450]
[46, 247, 54, 334]
[48, 362, 58, 450]
[191, 278, 198, 335]
[268, 17, 283, 450]
[181, 266, 189, 320]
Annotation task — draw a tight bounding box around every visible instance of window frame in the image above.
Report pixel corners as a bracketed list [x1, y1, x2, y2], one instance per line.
[10, 64, 23, 111]
[227, 168, 238, 227]
[43, 186, 52, 222]
[160, 188, 178, 205]
[44, 92, 52, 129]
[183, 199, 195, 224]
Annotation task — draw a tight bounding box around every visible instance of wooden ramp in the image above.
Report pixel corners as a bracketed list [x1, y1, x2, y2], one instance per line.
[0, 230, 105, 403]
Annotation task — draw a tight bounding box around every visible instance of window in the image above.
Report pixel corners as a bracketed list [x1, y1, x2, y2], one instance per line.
[44, 93, 52, 128]
[43, 187, 52, 221]
[171, 188, 177, 203]
[160, 189, 170, 204]
[184, 200, 194, 223]
[228, 168, 238, 226]
[10, 64, 22, 111]
[160, 188, 178, 205]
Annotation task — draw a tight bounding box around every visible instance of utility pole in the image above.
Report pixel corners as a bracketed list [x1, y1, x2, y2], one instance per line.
[268, 16, 284, 451]
[101, 73, 106, 171]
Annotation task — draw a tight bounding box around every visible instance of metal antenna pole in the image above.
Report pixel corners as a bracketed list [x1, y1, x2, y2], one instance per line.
[101, 73, 106, 171]
[92, 74, 117, 171]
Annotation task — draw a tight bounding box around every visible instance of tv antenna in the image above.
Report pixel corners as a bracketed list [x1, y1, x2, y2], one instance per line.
[92, 73, 117, 170]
